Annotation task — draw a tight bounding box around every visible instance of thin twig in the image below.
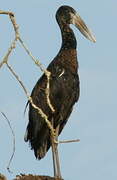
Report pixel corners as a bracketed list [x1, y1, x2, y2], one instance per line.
[0, 11, 19, 69]
[45, 71, 55, 112]
[0, 10, 19, 38]
[0, 39, 17, 68]
[0, 10, 14, 16]
[0, 111, 15, 173]
[18, 38, 45, 72]
[6, 63, 30, 96]
[9, 14, 19, 40]
[18, 37, 55, 112]
[59, 139, 80, 144]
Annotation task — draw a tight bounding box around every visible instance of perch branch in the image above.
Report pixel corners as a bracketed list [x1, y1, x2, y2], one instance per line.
[59, 139, 80, 144]
[0, 111, 15, 173]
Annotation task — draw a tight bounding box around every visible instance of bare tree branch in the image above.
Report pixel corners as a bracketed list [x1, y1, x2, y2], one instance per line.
[0, 111, 15, 173]
[0, 10, 56, 173]
[0, 10, 55, 136]
[0, 10, 19, 69]
[0, 39, 17, 68]
[18, 38, 55, 113]
[59, 139, 80, 144]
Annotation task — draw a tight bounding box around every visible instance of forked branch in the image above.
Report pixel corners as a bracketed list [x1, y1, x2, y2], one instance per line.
[0, 9, 56, 171]
[0, 10, 55, 136]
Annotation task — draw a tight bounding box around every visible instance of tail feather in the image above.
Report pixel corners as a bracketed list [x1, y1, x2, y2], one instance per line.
[24, 128, 29, 142]
[35, 141, 49, 159]
[24, 121, 51, 159]
[30, 131, 51, 159]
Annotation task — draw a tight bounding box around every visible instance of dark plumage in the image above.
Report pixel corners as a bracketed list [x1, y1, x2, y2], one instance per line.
[24, 5, 96, 160]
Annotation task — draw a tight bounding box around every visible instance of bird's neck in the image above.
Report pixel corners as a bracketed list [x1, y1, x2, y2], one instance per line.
[60, 24, 77, 50]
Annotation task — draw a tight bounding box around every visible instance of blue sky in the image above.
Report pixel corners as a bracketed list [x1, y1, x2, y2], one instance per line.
[0, 1, 117, 180]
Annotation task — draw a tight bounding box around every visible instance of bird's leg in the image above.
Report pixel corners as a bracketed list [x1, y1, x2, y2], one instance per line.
[54, 125, 62, 178]
[51, 134, 57, 177]
[51, 118, 58, 178]
[51, 120, 62, 179]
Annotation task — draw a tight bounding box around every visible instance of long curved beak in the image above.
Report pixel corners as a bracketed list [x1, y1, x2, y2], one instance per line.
[72, 13, 96, 43]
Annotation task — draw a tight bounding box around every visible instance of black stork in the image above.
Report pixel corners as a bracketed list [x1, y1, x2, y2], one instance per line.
[24, 5, 96, 178]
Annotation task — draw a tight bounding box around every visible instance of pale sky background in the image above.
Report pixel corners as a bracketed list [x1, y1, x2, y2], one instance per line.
[0, 1, 117, 180]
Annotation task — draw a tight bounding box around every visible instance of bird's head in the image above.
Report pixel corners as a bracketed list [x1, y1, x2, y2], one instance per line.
[56, 5, 96, 43]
